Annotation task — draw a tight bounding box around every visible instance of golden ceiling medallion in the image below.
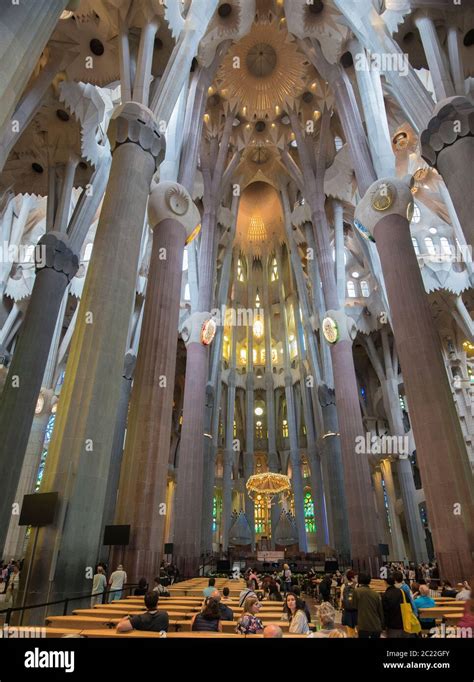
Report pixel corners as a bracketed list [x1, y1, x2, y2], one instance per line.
[371, 183, 394, 212]
[216, 20, 307, 120]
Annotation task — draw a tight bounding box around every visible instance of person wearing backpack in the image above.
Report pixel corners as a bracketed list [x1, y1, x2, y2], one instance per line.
[339, 570, 357, 635]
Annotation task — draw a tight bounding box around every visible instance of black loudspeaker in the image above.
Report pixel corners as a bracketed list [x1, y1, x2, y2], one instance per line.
[379, 543, 390, 556]
[324, 560, 339, 573]
[19, 492, 58, 527]
[164, 543, 173, 554]
[103, 525, 130, 546]
[217, 560, 231, 572]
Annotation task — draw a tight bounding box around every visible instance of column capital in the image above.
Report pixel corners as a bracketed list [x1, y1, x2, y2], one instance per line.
[35, 232, 79, 282]
[354, 175, 414, 239]
[108, 102, 165, 168]
[148, 181, 200, 240]
[180, 311, 216, 347]
[420, 96, 474, 167]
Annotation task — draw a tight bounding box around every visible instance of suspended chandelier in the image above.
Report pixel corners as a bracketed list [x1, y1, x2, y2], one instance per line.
[246, 472, 291, 504]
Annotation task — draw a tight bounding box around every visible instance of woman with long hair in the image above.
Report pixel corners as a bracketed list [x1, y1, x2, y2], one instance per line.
[191, 597, 222, 632]
[283, 592, 310, 634]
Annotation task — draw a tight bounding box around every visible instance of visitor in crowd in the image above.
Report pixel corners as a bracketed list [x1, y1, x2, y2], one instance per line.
[153, 577, 170, 596]
[440, 581, 457, 598]
[263, 624, 283, 638]
[221, 586, 231, 602]
[134, 578, 148, 596]
[210, 589, 234, 621]
[353, 573, 384, 639]
[428, 580, 440, 598]
[268, 582, 283, 602]
[4, 561, 20, 608]
[339, 570, 357, 635]
[318, 574, 332, 604]
[313, 602, 337, 638]
[203, 577, 216, 598]
[116, 591, 168, 633]
[456, 581, 471, 600]
[414, 585, 436, 630]
[236, 596, 264, 635]
[239, 580, 257, 607]
[248, 568, 259, 591]
[108, 564, 127, 601]
[192, 597, 222, 632]
[283, 592, 310, 634]
[290, 585, 311, 623]
[457, 582, 474, 636]
[282, 563, 292, 594]
[382, 575, 405, 638]
[394, 571, 418, 617]
[91, 565, 107, 607]
[408, 565, 416, 585]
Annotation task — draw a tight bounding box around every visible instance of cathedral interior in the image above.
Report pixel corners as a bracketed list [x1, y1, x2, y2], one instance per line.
[0, 0, 473, 618]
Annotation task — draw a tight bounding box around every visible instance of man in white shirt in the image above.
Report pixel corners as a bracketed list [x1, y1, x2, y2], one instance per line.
[109, 564, 127, 601]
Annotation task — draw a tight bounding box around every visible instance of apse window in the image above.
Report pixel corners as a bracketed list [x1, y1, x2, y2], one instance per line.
[360, 280, 370, 297]
[411, 237, 420, 255]
[347, 280, 356, 298]
[411, 204, 421, 224]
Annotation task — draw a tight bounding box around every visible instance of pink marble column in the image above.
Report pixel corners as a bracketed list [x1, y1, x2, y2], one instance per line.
[355, 177, 474, 583]
[113, 183, 199, 583]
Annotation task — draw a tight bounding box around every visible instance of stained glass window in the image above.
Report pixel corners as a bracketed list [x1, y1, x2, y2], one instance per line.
[212, 496, 217, 533]
[304, 491, 316, 533]
[282, 419, 288, 438]
[34, 413, 56, 492]
[254, 495, 266, 534]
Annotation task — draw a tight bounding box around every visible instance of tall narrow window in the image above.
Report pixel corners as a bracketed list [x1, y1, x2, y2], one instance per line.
[237, 258, 245, 282]
[411, 237, 420, 255]
[254, 495, 266, 534]
[411, 204, 421, 224]
[440, 237, 453, 258]
[184, 283, 190, 301]
[304, 491, 316, 533]
[270, 258, 278, 281]
[255, 420, 263, 439]
[282, 419, 289, 438]
[233, 420, 237, 437]
[424, 237, 436, 256]
[347, 280, 356, 298]
[360, 280, 370, 297]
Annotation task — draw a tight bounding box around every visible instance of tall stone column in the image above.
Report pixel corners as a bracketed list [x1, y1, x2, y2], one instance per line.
[222, 306, 237, 551]
[101, 351, 136, 534]
[2, 288, 68, 560]
[174, 311, 215, 577]
[275, 247, 307, 552]
[113, 182, 199, 582]
[421, 96, 474, 248]
[414, 12, 455, 103]
[21, 102, 164, 607]
[262, 260, 280, 548]
[244, 271, 255, 547]
[372, 467, 391, 556]
[0, 232, 78, 552]
[0, 0, 71, 132]
[355, 176, 474, 583]
[380, 459, 407, 560]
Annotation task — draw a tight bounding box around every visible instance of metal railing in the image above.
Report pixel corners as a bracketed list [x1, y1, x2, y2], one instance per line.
[0, 583, 139, 626]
